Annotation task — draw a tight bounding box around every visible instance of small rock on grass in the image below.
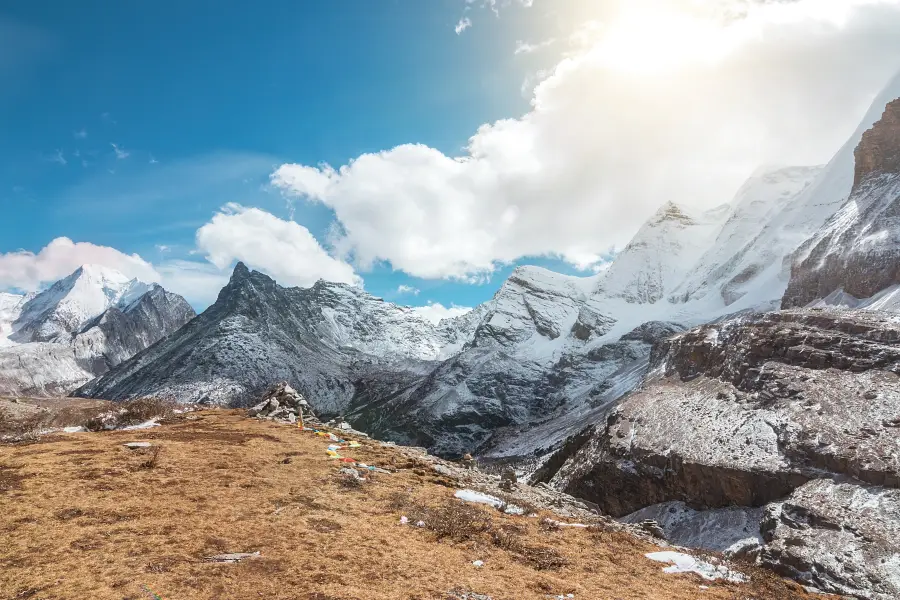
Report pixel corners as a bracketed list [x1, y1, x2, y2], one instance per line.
[204, 551, 260, 563]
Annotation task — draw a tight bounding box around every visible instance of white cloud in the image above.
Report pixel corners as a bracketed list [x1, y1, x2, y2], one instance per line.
[455, 17, 472, 34]
[514, 38, 555, 55]
[110, 143, 129, 159]
[273, 0, 900, 279]
[397, 284, 420, 296]
[74, 128, 87, 139]
[155, 259, 230, 308]
[196, 204, 360, 288]
[0, 237, 160, 292]
[412, 302, 472, 324]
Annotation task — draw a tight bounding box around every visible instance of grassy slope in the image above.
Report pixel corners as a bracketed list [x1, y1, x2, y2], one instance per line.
[0, 411, 814, 600]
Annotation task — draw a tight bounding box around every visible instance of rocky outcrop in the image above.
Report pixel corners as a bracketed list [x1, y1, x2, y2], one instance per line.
[784, 97, 900, 308]
[546, 309, 900, 511]
[539, 308, 900, 598]
[761, 479, 900, 600]
[854, 98, 900, 187]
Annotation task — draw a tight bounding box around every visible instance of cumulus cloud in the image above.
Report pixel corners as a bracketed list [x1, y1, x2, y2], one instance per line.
[455, 17, 472, 34]
[0, 237, 160, 292]
[273, 0, 900, 280]
[412, 302, 472, 324]
[196, 204, 360, 288]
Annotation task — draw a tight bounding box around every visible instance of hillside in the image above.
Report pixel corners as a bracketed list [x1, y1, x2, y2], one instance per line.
[0, 411, 813, 600]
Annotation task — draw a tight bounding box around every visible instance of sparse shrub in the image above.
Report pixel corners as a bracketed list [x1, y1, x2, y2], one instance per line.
[82, 416, 107, 432]
[336, 471, 365, 490]
[513, 544, 569, 571]
[385, 490, 411, 512]
[1, 410, 49, 441]
[138, 447, 162, 470]
[490, 523, 525, 551]
[410, 500, 494, 542]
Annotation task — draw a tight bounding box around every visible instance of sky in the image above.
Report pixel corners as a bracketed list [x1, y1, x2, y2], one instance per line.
[2, 0, 900, 319]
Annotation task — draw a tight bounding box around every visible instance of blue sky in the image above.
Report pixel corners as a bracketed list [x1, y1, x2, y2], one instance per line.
[0, 0, 596, 312]
[2, 0, 899, 315]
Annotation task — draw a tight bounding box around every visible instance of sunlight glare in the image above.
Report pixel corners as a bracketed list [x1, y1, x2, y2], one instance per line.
[590, 2, 737, 75]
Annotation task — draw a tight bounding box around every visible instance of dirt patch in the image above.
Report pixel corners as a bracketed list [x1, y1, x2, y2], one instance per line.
[0, 463, 27, 493]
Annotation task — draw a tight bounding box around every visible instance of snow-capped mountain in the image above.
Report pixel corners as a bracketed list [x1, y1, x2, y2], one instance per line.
[8, 265, 154, 344]
[0, 265, 194, 396]
[76, 263, 451, 411]
[669, 165, 823, 306]
[599, 201, 730, 303]
[76, 72, 900, 463]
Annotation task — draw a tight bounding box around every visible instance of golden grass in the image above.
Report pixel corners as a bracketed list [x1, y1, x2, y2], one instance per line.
[0, 411, 814, 600]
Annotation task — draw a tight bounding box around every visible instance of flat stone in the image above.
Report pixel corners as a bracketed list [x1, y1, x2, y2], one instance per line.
[123, 442, 152, 449]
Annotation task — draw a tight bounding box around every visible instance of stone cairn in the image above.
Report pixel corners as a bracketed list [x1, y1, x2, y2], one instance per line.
[247, 382, 320, 426]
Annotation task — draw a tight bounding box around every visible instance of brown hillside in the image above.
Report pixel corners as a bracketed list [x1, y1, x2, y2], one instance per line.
[0, 411, 815, 600]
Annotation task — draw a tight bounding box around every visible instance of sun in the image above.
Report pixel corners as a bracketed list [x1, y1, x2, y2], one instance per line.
[590, 2, 738, 75]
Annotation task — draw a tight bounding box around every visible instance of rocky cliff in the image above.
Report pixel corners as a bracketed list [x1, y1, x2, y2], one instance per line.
[539, 308, 900, 598]
[784, 96, 900, 308]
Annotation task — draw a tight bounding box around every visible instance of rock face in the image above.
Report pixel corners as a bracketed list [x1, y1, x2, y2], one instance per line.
[0, 265, 194, 396]
[854, 98, 900, 187]
[761, 479, 900, 600]
[539, 308, 900, 598]
[784, 96, 900, 308]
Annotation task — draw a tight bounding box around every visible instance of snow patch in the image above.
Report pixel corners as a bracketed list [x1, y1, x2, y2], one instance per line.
[645, 551, 746, 582]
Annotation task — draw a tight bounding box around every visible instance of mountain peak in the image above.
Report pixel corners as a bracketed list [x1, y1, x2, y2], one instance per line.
[650, 201, 694, 226]
[853, 97, 900, 188]
[230, 261, 252, 282]
[71, 263, 133, 283]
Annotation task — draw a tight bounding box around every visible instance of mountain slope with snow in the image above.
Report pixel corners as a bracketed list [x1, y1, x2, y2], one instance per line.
[599, 201, 730, 304]
[669, 165, 823, 307]
[0, 265, 194, 396]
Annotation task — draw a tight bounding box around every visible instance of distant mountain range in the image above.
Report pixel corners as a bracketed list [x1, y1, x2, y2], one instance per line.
[0, 264, 194, 396]
[71, 71, 900, 465]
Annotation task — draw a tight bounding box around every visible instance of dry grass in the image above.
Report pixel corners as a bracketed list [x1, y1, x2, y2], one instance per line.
[0, 410, 816, 600]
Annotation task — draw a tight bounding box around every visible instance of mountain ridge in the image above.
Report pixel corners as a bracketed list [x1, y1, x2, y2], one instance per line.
[0, 265, 195, 396]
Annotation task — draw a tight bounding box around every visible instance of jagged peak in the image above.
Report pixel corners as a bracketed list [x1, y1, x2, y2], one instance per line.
[230, 261, 252, 282]
[647, 200, 694, 226]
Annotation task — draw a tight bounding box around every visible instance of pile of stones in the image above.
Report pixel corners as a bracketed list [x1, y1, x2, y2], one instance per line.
[247, 382, 320, 426]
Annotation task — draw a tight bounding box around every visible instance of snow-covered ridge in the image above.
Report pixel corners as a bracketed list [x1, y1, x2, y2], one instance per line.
[7, 264, 156, 344]
[0, 265, 195, 396]
[599, 201, 730, 304]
